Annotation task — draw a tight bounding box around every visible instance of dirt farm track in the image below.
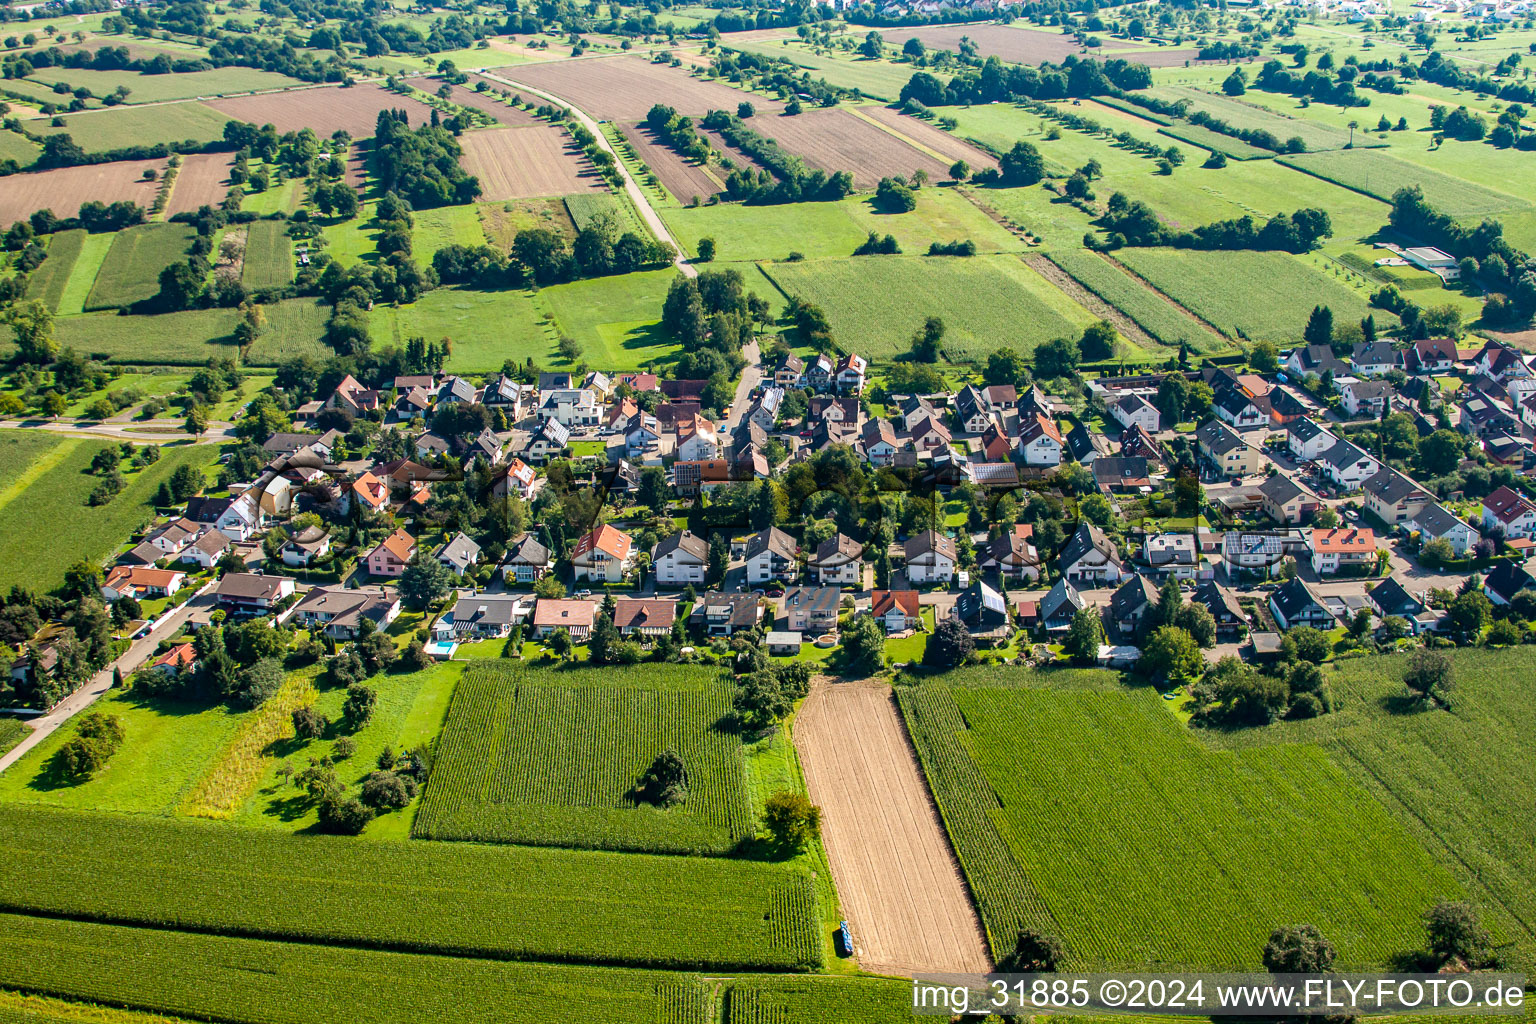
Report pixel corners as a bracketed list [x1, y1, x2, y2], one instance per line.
[794, 679, 992, 976]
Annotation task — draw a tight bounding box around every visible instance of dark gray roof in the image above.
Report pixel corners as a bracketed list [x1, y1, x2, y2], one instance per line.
[1363, 468, 1428, 504]
[1193, 578, 1245, 624]
[1257, 473, 1305, 504]
[1060, 522, 1117, 568]
[1040, 578, 1085, 624]
[655, 530, 709, 562]
[955, 581, 1009, 630]
[746, 527, 797, 561]
[1367, 577, 1422, 617]
[1109, 574, 1158, 622]
[503, 533, 551, 566]
[1271, 578, 1330, 622]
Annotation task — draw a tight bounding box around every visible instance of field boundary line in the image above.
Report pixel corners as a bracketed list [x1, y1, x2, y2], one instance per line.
[1098, 251, 1232, 340]
[0, 439, 81, 518]
[845, 106, 951, 164]
[1038, 250, 1227, 353]
[1023, 252, 1156, 352]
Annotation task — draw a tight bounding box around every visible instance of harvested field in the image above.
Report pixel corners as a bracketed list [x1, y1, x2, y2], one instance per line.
[0, 158, 164, 226]
[206, 83, 437, 138]
[459, 125, 607, 200]
[757, 108, 951, 188]
[875, 23, 1103, 65]
[495, 55, 782, 120]
[621, 122, 722, 201]
[447, 84, 541, 126]
[1111, 45, 1204, 68]
[163, 152, 232, 216]
[794, 679, 991, 976]
[696, 126, 769, 178]
[856, 106, 998, 171]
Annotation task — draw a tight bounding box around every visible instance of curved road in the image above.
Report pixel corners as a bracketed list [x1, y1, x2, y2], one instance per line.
[473, 68, 698, 280]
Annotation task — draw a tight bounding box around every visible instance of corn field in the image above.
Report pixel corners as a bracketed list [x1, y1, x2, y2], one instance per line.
[899, 680, 1458, 970]
[0, 913, 712, 1024]
[413, 662, 754, 855]
[0, 805, 821, 972]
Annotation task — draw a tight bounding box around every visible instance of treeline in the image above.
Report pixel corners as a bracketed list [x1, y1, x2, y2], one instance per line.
[3, 201, 144, 250]
[110, 4, 344, 83]
[699, 110, 854, 205]
[1252, 60, 1371, 108]
[645, 103, 712, 164]
[435, 219, 672, 289]
[370, 109, 480, 209]
[899, 54, 1152, 108]
[662, 268, 771, 384]
[1, 42, 216, 81]
[1094, 195, 1332, 253]
[1113, 90, 1306, 154]
[1388, 186, 1536, 321]
[1198, 41, 1261, 60]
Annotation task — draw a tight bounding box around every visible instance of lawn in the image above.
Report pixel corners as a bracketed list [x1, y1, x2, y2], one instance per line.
[760, 253, 1094, 362]
[1279, 148, 1530, 219]
[241, 218, 294, 291]
[899, 669, 1458, 970]
[0, 127, 38, 165]
[413, 662, 754, 855]
[241, 173, 304, 216]
[61, 369, 188, 417]
[24, 101, 235, 152]
[371, 287, 557, 372]
[0, 689, 247, 813]
[23, 228, 85, 312]
[84, 223, 197, 312]
[46, 299, 331, 366]
[412, 203, 487, 255]
[541, 268, 686, 371]
[26, 67, 303, 104]
[231, 661, 462, 839]
[0, 431, 219, 594]
[1112, 248, 1391, 343]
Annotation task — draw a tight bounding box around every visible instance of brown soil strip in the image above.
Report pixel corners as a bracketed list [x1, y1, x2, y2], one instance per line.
[1024, 252, 1156, 350]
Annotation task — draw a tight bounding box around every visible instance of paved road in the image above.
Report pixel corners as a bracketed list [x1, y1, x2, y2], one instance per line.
[0, 584, 215, 774]
[473, 69, 697, 280]
[725, 339, 762, 431]
[0, 418, 233, 445]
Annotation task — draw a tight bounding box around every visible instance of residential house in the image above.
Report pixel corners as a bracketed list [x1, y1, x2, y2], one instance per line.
[100, 566, 185, 603]
[1119, 423, 1163, 465]
[903, 531, 957, 585]
[1067, 423, 1112, 464]
[1108, 394, 1160, 434]
[690, 592, 761, 636]
[1259, 474, 1321, 525]
[895, 395, 938, 432]
[1060, 522, 1122, 583]
[572, 525, 635, 584]
[748, 388, 783, 431]
[871, 590, 922, 633]
[1483, 485, 1536, 540]
[1018, 413, 1064, 467]
[781, 586, 840, 634]
[1404, 337, 1457, 375]
[148, 642, 198, 678]
[212, 573, 295, 615]
[653, 531, 710, 586]
[350, 471, 390, 514]
[1108, 574, 1160, 637]
[1092, 457, 1151, 495]
[1287, 419, 1337, 463]
[613, 598, 676, 640]
[1309, 527, 1377, 574]
[1269, 578, 1336, 630]
[1145, 533, 1200, 580]
[435, 533, 482, 576]
[262, 430, 339, 460]
[327, 374, 380, 416]
[953, 580, 1011, 642]
[366, 529, 416, 577]
[745, 527, 798, 585]
[531, 598, 595, 640]
[1340, 379, 1395, 418]
[1367, 577, 1426, 626]
[978, 423, 1013, 464]
[835, 353, 868, 394]
[807, 534, 863, 586]
[907, 415, 952, 452]
[1284, 344, 1348, 377]
[279, 525, 331, 568]
[1192, 579, 1247, 637]
[1483, 561, 1536, 606]
[501, 533, 553, 584]
[1461, 396, 1520, 440]
[441, 594, 526, 639]
[539, 388, 600, 427]
[860, 419, 899, 466]
[184, 494, 264, 543]
[983, 384, 1017, 412]
[1213, 387, 1266, 429]
[437, 376, 479, 405]
[672, 459, 736, 497]
[804, 353, 835, 392]
[1363, 468, 1433, 525]
[980, 525, 1039, 581]
[1317, 438, 1381, 491]
[676, 415, 722, 463]
[492, 459, 537, 501]
[1267, 386, 1309, 426]
[1220, 532, 1285, 578]
[526, 418, 571, 462]
[771, 353, 805, 388]
[1040, 578, 1086, 632]
[293, 586, 400, 639]
[1474, 340, 1530, 381]
[809, 396, 859, 426]
[623, 413, 663, 458]
[177, 528, 232, 569]
[1196, 420, 1264, 477]
[1410, 503, 1479, 557]
[1350, 340, 1402, 377]
[953, 385, 995, 433]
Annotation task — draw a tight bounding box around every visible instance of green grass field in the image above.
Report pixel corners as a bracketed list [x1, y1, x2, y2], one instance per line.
[412, 203, 487, 255]
[1045, 248, 1228, 352]
[1279, 148, 1530, 218]
[722, 42, 925, 101]
[1206, 648, 1536, 971]
[371, 287, 558, 371]
[0, 914, 715, 1024]
[1147, 85, 1363, 152]
[0, 690, 246, 813]
[0, 128, 38, 165]
[541, 268, 685, 371]
[762, 253, 1094, 362]
[1112, 248, 1390, 343]
[23, 229, 85, 311]
[898, 670, 1458, 970]
[53, 231, 115, 316]
[0, 719, 27, 760]
[84, 223, 196, 312]
[26, 67, 302, 104]
[24, 101, 234, 152]
[413, 662, 754, 856]
[0, 431, 217, 594]
[47, 299, 330, 366]
[0, 805, 821, 971]
[240, 219, 293, 291]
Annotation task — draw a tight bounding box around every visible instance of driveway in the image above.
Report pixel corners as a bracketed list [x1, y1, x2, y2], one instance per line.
[0, 583, 216, 774]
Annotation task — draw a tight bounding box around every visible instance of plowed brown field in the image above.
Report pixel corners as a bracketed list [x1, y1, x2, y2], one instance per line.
[0, 159, 164, 225]
[206, 83, 436, 137]
[448, 85, 541, 127]
[857, 106, 999, 172]
[794, 679, 991, 976]
[757, 108, 951, 188]
[620, 123, 722, 202]
[498, 55, 782, 120]
[459, 125, 606, 200]
[163, 153, 232, 216]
